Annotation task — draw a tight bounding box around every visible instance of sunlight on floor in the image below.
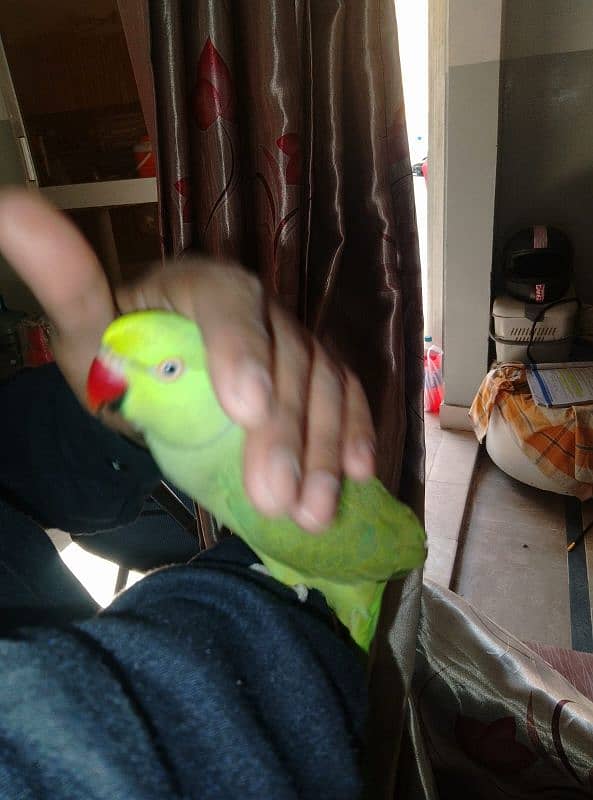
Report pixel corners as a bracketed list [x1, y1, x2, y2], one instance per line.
[58, 540, 143, 608]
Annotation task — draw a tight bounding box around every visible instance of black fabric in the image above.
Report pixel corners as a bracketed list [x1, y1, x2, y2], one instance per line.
[0, 364, 161, 623]
[0, 364, 160, 533]
[72, 491, 201, 572]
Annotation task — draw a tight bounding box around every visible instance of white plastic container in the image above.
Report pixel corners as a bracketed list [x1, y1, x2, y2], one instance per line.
[491, 292, 577, 363]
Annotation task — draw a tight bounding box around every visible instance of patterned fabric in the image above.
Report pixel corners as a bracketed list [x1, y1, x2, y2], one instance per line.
[528, 643, 593, 704]
[415, 582, 593, 799]
[470, 364, 593, 499]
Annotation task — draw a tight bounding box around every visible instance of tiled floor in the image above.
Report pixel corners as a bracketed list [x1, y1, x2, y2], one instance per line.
[423, 411, 478, 587]
[453, 452, 587, 649]
[424, 414, 593, 651]
[48, 529, 142, 607]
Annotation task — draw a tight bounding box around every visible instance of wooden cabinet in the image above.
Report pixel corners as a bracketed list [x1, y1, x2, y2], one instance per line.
[0, 0, 160, 284]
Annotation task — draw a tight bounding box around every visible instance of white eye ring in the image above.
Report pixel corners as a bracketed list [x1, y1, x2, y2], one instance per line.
[157, 358, 185, 381]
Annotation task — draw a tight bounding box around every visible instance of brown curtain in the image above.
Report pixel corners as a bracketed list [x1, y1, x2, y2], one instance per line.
[117, 2, 593, 798]
[144, 0, 424, 514]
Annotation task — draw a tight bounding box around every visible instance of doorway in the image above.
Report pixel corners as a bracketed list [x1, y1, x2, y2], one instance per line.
[395, 0, 446, 348]
[394, 0, 429, 336]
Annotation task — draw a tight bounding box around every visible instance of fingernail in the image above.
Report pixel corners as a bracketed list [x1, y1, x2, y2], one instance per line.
[234, 360, 272, 424]
[267, 446, 301, 509]
[295, 471, 340, 533]
[356, 438, 375, 464]
[353, 438, 375, 471]
[346, 439, 376, 482]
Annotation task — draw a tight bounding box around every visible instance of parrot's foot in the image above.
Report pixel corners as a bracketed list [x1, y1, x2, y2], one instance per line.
[292, 584, 309, 603]
[249, 563, 271, 577]
[249, 563, 309, 603]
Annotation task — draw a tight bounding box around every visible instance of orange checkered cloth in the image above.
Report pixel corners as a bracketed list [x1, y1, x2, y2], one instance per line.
[470, 364, 593, 500]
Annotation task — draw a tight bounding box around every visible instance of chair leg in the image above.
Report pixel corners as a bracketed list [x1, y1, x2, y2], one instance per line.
[114, 564, 129, 594]
[151, 481, 224, 551]
[151, 481, 202, 539]
[195, 502, 223, 550]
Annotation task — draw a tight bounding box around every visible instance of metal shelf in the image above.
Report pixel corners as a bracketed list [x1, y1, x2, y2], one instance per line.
[40, 178, 158, 210]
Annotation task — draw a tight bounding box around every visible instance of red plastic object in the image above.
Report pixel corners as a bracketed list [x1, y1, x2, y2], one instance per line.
[133, 135, 156, 178]
[21, 321, 54, 367]
[424, 345, 444, 413]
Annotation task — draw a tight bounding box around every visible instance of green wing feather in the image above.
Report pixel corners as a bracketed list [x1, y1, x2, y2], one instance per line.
[224, 475, 426, 584]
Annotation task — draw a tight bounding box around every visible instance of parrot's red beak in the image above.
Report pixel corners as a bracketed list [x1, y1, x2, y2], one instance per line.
[87, 356, 128, 414]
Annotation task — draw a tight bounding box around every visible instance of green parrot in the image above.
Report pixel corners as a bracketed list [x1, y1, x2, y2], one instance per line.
[86, 310, 426, 651]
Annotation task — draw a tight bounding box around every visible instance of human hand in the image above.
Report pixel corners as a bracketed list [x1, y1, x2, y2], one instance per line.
[0, 189, 375, 532]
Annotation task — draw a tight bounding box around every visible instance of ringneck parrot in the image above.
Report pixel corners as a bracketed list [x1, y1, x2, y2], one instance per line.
[86, 310, 426, 651]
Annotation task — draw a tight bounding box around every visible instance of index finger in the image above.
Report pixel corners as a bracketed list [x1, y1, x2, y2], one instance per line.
[0, 188, 114, 338]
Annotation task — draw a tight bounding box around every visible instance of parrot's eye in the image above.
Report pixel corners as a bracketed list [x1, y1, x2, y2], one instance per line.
[156, 358, 185, 382]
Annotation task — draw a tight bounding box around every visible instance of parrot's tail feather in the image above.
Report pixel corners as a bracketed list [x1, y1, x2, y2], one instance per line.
[348, 582, 387, 652]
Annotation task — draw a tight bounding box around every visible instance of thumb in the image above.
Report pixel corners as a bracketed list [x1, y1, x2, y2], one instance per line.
[0, 188, 114, 336]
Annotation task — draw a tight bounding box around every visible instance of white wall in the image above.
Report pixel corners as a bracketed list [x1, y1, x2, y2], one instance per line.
[441, 0, 502, 411]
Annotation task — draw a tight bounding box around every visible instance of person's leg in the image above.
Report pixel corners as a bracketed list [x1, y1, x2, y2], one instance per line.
[0, 529, 366, 798]
[71, 536, 368, 799]
[0, 502, 97, 627]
